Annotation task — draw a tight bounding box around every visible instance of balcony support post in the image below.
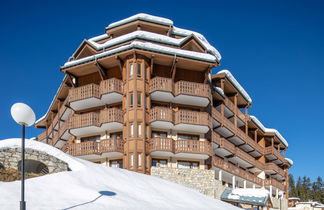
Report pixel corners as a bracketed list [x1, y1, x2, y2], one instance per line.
[232, 175, 236, 188]
[95, 59, 107, 80]
[243, 180, 247, 189]
[218, 170, 222, 182]
[276, 188, 279, 198]
[253, 184, 256, 189]
[270, 185, 273, 196]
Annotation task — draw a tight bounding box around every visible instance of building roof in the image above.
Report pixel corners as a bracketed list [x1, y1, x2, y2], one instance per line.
[250, 115, 289, 148]
[221, 188, 270, 206]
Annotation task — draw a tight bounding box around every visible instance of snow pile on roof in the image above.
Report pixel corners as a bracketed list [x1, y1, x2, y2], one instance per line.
[0, 138, 84, 171]
[106, 13, 174, 30]
[214, 86, 225, 98]
[63, 40, 218, 69]
[216, 70, 252, 104]
[250, 116, 288, 147]
[0, 138, 240, 210]
[285, 158, 293, 166]
[229, 188, 269, 199]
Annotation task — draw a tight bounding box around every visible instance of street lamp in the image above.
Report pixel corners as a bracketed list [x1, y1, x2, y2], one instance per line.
[10, 103, 36, 210]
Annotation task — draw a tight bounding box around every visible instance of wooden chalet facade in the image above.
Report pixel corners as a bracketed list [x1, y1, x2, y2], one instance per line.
[35, 13, 292, 200]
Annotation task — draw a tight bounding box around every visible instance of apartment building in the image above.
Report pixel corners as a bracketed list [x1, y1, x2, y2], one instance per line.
[35, 13, 293, 201]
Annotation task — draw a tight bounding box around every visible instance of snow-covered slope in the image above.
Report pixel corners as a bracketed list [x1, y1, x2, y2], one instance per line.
[0, 139, 240, 210]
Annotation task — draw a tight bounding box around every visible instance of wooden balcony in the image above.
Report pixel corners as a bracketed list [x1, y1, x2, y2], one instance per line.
[38, 131, 47, 142]
[224, 98, 246, 122]
[69, 112, 100, 129]
[236, 128, 264, 156]
[213, 155, 263, 186]
[99, 78, 123, 95]
[235, 147, 256, 166]
[99, 108, 123, 124]
[264, 146, 286, 164]
[175, 140, 211, 155]
[175, 80, 210, 98]
[67, 138, 124, 158]
[69, 78, 123, 110]
[148, 138, 174, 156]
[219, 138, 236, 154]
[175, 110, 210, 126]
[149, 77, 172, 93]
[265, 178, 285, 191]
[69, 83, 100, 102]
[264, 162, 286, 177]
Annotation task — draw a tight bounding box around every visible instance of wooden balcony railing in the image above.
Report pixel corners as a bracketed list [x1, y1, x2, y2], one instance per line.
[148, 138, 174, 153]
[99, 78, 123, 95]
[69, 112, 100, 129]
[99, 108, 123, 124]
[174, 80, 211, 98]
[149, 107, 173, 123]
[224, 98, 246, 122]
[212, 107, 222, 122]
[265, 162, 286, 177]
[213, 155, 263, 186]
[68, 138, 124, 156]
[149, 77, 172, 93]
[100, 138, 124, 153]
[175, 110, 210, 127]
[68, 141, 99, 156]
[235, 147, 256, 165]
[219, 138, 236, 154]
[265, 178, 285, 191]
[175, 140, 211, 155]
[69, 83, 100, 102]
[212, 131, 222, 145]
[38, 131, 47, 141]
[236, 128, 264, 155]
[264, 146, 286, 163]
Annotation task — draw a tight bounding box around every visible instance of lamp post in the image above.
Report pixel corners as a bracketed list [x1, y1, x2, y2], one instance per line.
[10, 103, 36, 210]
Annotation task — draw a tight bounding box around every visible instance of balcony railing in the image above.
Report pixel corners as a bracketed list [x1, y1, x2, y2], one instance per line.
[213, 155, 263, 186]
[265, 178, 285, 191]
[174, 80, 211, 98]
[212, 107, 222, 122]
[265, 162, 286, 177]
[149, 77, 172, 93]
[224, 98, 246, 122]
[148, 138, 174, 153]
[149, 107, 173, 123]
[219, 138, 236, 154]
[175, 140, 211, 155]
[99, 108, 123, 124]
[69, 78, 123, 103]
[68, 138, 124, 156]
[69, 83, 100, 102]
[99, 78, 123, 95]
[175, 110, 210, 127]
[264, 146, 286, 163]
[69, 112, 100, 129]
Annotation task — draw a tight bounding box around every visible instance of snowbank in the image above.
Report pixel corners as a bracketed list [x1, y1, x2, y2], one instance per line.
[0, 139, 240, 210]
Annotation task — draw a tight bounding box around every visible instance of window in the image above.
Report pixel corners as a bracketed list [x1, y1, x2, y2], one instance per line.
[80, 135, 100, 142]
[110, 160, 123, 168]
[130, 124, 134, 137]
[151, 131, 167, 138]
[130, 154, 134, 168]
[177, 134, 199, 140]
[110, 132, 122, 139]
[152, 159, 167, 168]
[177, 161, 199, 169]
[138, 123, 142, 137]
[138, 153, 142, 167]
[137, 63, 141, 77]
[137, 92, 142, 106]
[129, 63, 134, 79]
[130, 93, 134, 106]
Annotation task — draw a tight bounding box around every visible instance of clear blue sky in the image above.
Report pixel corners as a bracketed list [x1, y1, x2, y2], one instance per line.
[0, 0, 323, 180]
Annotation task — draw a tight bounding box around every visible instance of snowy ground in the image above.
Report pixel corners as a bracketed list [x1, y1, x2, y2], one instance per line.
[0, 139, 241, 210]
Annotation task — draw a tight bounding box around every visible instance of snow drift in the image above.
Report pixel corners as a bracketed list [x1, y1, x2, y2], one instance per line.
[0, 139, 240, 210]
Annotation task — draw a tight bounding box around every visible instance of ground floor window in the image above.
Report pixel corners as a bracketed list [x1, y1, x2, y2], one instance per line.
[110, 159, 123, 168]
[177, 161, 199, 169]
[152, 159, 167, 168]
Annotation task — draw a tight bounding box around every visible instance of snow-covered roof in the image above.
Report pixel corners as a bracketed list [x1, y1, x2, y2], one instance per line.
[106, 13, 174, 30]
[221, 188, 270, 206]
[214, 86, 226, 98]
[0, 138, 240, 210]
[285, 158, 293, 166]
[288, 197, 300, 200]
[215, 70, 252, 104]
[250, 115, 288, 147]
[63, 40, 218, 69]
[35, 75, 67, 125]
